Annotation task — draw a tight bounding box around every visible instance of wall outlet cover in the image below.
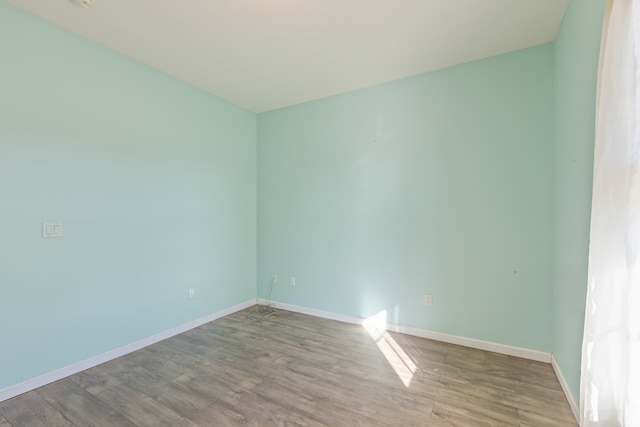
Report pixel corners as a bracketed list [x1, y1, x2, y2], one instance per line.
[424, 294, 432, 306]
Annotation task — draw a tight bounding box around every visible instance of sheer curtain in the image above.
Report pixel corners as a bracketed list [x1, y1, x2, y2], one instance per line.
[580, 0, 640, 425]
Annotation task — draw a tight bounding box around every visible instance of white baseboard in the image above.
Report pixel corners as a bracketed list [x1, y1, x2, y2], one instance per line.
[551, 354, 579, 423]
[2, 298, 566, 409]
[0, 299, 257, 403]
[259, 299, 366, 326]
[258, 299, 552, 363]
[272, 296, 578, 421]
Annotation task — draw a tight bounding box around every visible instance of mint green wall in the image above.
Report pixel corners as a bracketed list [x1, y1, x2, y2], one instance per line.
[1, 0, 607, 397]
[0, 3, 256, 389]
[258, 45, 555, 351]
[551, 0, 606, 400]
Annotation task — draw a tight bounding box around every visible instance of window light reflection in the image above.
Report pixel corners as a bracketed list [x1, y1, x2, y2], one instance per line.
[363, 310, 416, 387]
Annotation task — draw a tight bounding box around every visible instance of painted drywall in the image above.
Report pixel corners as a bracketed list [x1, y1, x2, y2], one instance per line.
[0, 3, 256, 389]
[551, 0, 606, 400]
[258, 45, 555, 351]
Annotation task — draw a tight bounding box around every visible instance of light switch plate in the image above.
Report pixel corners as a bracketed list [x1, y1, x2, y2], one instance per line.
[42, 222, 63, 238]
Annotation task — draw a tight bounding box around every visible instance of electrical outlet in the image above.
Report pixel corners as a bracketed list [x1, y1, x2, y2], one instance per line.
[272, 274, 278, 284]
[424, 294, 432, 306]
[289, 276, 295, 286]
[188, 288, 195, 299]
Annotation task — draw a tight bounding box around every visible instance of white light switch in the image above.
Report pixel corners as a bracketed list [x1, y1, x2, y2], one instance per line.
[42, 222, 63, 238]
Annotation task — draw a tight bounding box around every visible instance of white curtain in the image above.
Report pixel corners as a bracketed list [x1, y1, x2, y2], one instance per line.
[580, 0, 640, 426]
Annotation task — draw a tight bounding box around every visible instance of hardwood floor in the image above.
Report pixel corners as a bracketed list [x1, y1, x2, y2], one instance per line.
[0, 307, 577, 426]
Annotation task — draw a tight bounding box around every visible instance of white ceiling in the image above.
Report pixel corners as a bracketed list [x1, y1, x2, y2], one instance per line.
[3, 0, 569, 113]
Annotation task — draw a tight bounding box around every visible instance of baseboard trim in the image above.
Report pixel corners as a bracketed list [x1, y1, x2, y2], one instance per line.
[259, 299, 366, 326]
[258, 299, 551, 363]
[0, 299, 256, 403]
[2, 299, 564, 406]
[551, 354, 579, 423]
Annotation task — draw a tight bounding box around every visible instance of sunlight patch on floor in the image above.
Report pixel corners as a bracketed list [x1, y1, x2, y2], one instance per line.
[363, 310, 416, 387]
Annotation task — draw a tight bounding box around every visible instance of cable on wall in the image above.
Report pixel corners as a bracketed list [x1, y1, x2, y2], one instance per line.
[246, 276, 278, 322]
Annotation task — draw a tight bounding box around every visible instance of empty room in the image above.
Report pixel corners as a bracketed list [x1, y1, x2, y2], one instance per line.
[1, 0, 637, 425]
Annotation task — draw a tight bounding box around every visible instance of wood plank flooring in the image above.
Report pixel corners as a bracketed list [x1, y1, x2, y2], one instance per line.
[0, 307, 577, 426]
